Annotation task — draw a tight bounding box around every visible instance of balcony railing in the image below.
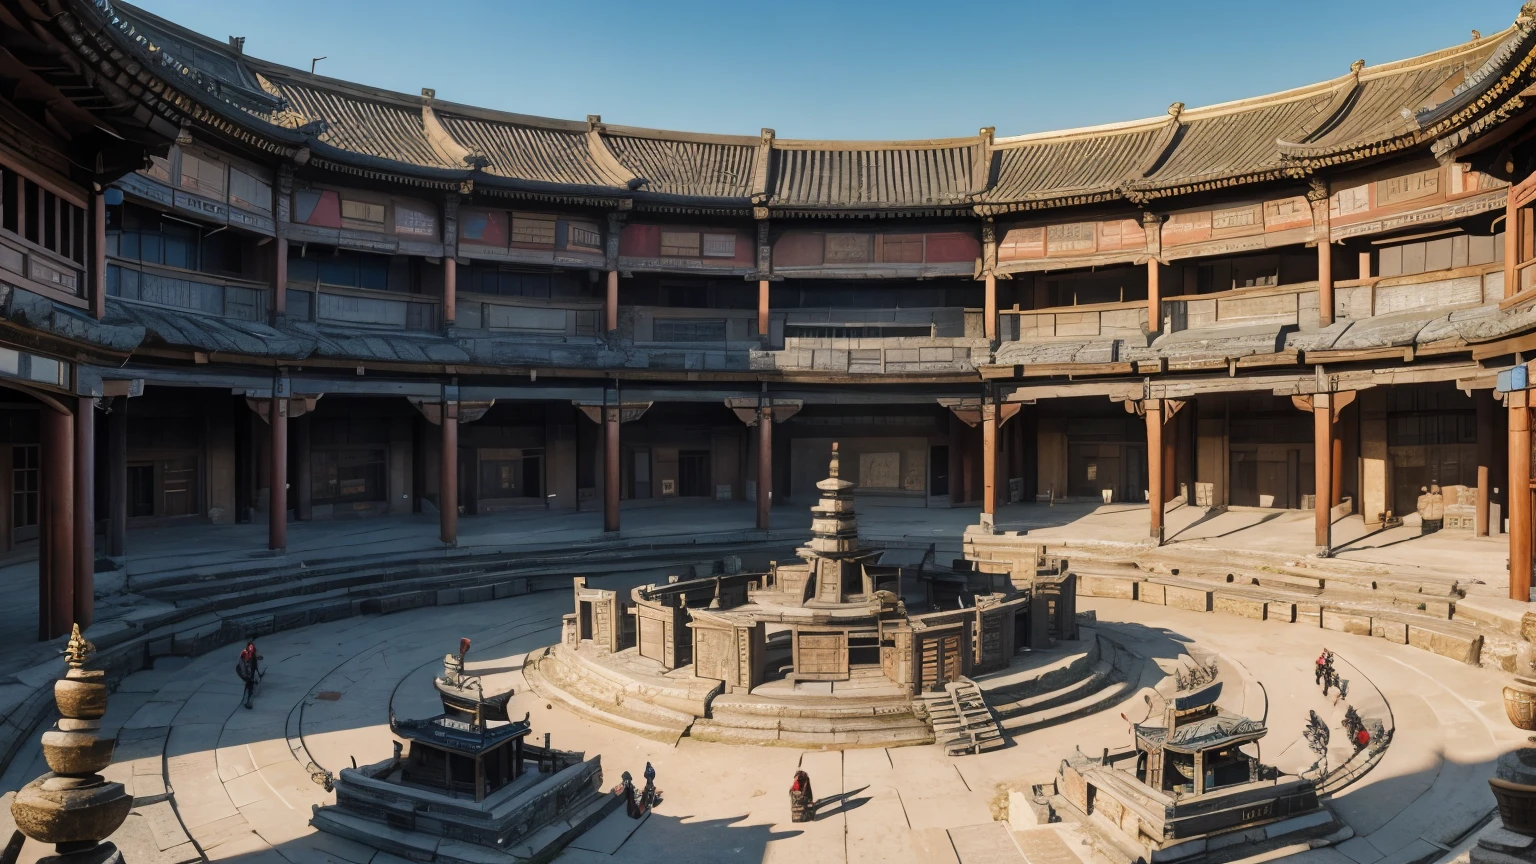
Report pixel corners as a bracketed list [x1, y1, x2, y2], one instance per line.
[455, 293, 601, 337]
[1162, 282, 1319, 333]
[999, 300, 1148, 342]
[752, 306, 985, 373]
[2, 232, 84, 305]
[107, 259, 266, 322]
[287, 282, 438, 331]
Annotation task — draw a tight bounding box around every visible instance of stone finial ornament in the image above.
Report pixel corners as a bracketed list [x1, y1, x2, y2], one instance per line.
[10, 624, 132, 864]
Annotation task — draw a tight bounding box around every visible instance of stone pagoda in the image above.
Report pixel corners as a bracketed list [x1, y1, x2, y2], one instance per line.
[10, 625, 133, 864]
[799, 444, 884, 605]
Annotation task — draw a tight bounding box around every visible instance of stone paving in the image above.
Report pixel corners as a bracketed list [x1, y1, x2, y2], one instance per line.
[0, 573, 1520, 864]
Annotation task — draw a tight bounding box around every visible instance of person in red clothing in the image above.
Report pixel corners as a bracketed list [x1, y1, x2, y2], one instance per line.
[790, 770, 815, 822]
[236, 641, 263, 709]
[1354, 727, 1371, 751]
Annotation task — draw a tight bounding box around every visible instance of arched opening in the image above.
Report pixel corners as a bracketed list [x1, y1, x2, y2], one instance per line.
[0, 381, 93, 642]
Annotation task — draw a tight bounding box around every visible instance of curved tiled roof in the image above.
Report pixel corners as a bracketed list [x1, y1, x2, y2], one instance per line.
[89, 1, 1536, 214]
[433, 110, 632, 190]
[258, 74, 459, 170]
[768, 139, 984, 210]
[981, 121, 1169, 208]
[601, 131, 761, 201]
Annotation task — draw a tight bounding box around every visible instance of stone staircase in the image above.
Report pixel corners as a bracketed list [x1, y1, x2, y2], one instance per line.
[521, 644, 718, 744]
[919, 678, 1005, 755]
[971, 629, 1144, 735]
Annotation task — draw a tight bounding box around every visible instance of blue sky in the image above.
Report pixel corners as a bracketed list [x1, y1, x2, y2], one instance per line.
[137, 0, 1516, 141]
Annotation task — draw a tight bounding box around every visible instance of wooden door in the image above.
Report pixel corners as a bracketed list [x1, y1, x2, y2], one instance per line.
[796, 631, 848, 681]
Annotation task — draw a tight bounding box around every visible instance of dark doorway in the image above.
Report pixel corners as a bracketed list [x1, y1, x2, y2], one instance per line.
[930, 445, 949, 497]
[127, 464, 154, 518]
[677, 450, 711, 497]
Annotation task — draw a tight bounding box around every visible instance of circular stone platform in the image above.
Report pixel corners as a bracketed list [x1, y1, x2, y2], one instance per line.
[0, 581, 1519, 864]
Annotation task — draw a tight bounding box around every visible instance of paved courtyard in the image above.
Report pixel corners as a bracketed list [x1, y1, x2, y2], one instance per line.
[1, 569, 1518, 864]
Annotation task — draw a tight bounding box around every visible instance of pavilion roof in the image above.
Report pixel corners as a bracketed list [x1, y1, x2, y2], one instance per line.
[46, 2, 1536, 215]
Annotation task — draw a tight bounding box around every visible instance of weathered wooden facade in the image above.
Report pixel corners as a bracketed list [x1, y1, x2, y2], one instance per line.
[12, 1, 1536, 637]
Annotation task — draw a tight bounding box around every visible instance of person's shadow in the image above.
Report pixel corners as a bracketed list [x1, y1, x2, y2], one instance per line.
[812, 786, 871, 818]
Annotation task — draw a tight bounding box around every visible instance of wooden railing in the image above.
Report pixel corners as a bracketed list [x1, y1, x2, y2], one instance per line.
[456, 292, 601, 336]
[1162, 282, 1319, 333]
[107, 259, 266, 322]
[288, 281, 439, 331]
[999, 300, 1148, 341]
[2, 231, 85, 305]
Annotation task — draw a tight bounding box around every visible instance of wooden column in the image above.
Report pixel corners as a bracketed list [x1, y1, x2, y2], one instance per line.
[107, 396, 127, 558]
[1508, 185, 1521, 299]
[40, 407, 74, 640]
[948, 413, 965, 505]
[1311, 182, 1334, 326]
[294, 414, 312, 522]
[443, 257, 457, 327]
[441, 403, 458, 546]
[91, 192, 106, 320]
[1146, 259, 1161, 334]
[1313, 396, 1333, 554]
[269, 392, 287, 552]
[984, 272, 997, 341]
[1331, 413, 1345, 508]
[605, 271, 619, 334]
[757, 405, 772, 530]
[1162, 408, 1178, 501]
[1298, 391, 1355, 555]
[1511, 391, 1532, 601]
[1146, 400, 1165, 544]
[603, 402, 620, 533]
[73, 397, 94, 629]
[757, 280, 770, 337]
[983, 404, 998, 520]
[272, 235, 288, 321]
[1479, 394, 1494, 537]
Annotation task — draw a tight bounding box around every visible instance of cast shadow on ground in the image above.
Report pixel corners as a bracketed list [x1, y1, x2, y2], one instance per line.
[812, 785, 871, 817]
[1166, 510, 1284, 544]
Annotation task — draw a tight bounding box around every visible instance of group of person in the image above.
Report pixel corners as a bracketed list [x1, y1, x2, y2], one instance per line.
[1315, 650, 1371, 751]
[617, 763, 661, 819]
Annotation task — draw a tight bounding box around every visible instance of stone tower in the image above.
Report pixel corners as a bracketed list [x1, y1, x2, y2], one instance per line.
[800, 444, 881, 604]
[10, 625, 132, 864]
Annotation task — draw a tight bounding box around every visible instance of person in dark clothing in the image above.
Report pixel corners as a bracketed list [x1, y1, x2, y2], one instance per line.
[790, 770, 815, 822]
[236, 641, 263, 709]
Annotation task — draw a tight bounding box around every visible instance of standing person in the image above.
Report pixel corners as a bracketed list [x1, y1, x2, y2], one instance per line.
[790, 770, 814, 823]
[236, 641, 263, 709]
[1315, 649, 1330, 687]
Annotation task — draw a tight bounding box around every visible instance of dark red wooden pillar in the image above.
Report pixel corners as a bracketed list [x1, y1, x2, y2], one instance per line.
[107, 395, 127, 558]
[757, 406, 772, 530]
[74, 397, 94, 628]
[39, 407, 74, 639]
[604, 404, 620, 533]
[269, 393, 287, 552]
[441, 403, 458, 546]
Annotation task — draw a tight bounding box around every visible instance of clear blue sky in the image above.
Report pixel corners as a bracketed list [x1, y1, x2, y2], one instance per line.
[138, 0, 1517, 141]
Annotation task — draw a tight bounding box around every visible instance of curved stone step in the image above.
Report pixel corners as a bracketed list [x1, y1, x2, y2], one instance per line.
[522, 649, 693, 744]
[692, 692, 933, 749]
[998, 676, 1140, 733]
[971, 635, 1101, 703]
[990, 661, 1111, 719]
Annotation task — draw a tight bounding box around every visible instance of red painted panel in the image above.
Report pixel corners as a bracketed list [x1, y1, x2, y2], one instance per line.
[460, 208, 507, 246]
[730, 230, 754, 264]
[293, 188, 342, 228]
[773, 232, 824, 267]
[924, 232, 980, 263]
[620, 223, 660, 257]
